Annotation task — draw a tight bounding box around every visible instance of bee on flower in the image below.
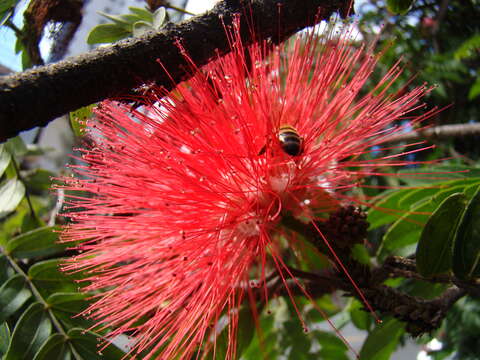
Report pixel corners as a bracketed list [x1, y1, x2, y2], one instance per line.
[60, 16, 435, 360]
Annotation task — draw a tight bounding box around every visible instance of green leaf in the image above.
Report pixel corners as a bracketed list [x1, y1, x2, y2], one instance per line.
[21, 212, 45, 233]
[68, 328, 126, 359]
[273, 300, 312, 359]
[468, 76, 480, 100]
[0, 0, 18, 26]
[236, 306, 256, 356]
[368, 189, 412, 229]
[87, 23, 131, 44]
[32, 334, 71, 360]
[242, 314, 277, 359]
[305, 295, 342, 323]
[381, 185, 469, 256]
[348, 299, 372, 331]
[24, 169, 55, 193]
[416, 193, 467, 277]
[386, 0, 414, 14]
[317, 347, 349, 360]
[0, 255, 12, 283]
[152, 7, 166, 30]
[4, 303, 52, 360]
[0, 322, 11, 355]
[205, 307, 255, 359]
[47, 293, 89, 314]
[28, 259, 73, 281]
[4, 136, 28, 157]
[21, 48, 33, 70]
[454, 34, 480, 60]
[351, 244, 371, 266]
[132, 21, 153, 37]
[359, 318, 404, 360]
[128, 6, 154, 22]
[0, 178, 26, 218]
[453, 185, 480, 279]
[14, 37, 23, 54]
[0, 144, 11, 177]
[397, 187, 442, 208]
[464, 182, 480, 198]
[313, 330, 349, 352]
[367, 183, 456, 230]
[397, 166, 480, 185]
[117, 13, 146, 24]
[97, 11, 131, 28]
[29, 259, 80, 296]
[404, 280, 447, 300]
[0, 0, 18, 12]
[0, 198, 44, 246]
[45, 290, 93, 331]
[6, 226, 67, 259]
[0, 6, 13, 26]
[69, 104, 95, 137]
[0, 274, 32, 323]
[29, 259, 72, 282]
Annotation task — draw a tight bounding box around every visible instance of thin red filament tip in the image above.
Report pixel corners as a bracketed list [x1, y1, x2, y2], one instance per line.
[310, 220, 381, 323]
[269, 250, 360, 359]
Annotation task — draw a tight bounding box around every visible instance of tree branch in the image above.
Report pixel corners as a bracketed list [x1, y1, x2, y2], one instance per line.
[281, 258, 469, 336]
[386, 123, 480, 144]
[0, 0, 349, 142]
[282, 212, 472, 336]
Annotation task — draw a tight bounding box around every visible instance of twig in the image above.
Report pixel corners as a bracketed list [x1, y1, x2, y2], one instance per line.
[0, 0, 349, 142]
[5, 19, 23, 37]
[165, 3, 196, 16]
[385, 123, 480, 144]
[281, 210, 470, 336]
[283, 259, 468, 336]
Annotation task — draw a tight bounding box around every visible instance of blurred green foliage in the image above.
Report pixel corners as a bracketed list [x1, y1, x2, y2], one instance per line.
[359, 0, 480, 155]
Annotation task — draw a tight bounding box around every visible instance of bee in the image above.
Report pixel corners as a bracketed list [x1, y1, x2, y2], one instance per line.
[258, 124, 304, 157]
[277, 124, 303, 156]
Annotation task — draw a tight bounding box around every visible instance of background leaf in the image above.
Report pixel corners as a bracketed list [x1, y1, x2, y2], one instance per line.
[0, 178, 25, 218]
[152, 7, 166, 29]
[4, 302, 52, 360]
[69, 104, 95, 138]
[0, 274, 32, 323]
[68, 329, 127, 359]
[0, 0, 18, 26]
[359, 318, 405, 360]
[416, 193, 467, 277]
[453, 185, 480, 279]
[132, 21, 153, 37]
[29, 259, 81, 298]
[24, 169, 55, 193]
[32, 333, 71, 360]
[0, 144, 11, 177]
[0, 322, 11, 355]
[4, 137, 28, 157]
[380, 183, 477, 257]
[87, 23, 130, 44]
[6, 226, 67, 259]
[386, 0, 415, 14]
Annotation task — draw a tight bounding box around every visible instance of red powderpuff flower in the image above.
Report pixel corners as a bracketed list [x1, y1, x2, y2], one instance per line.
[61, 20, 435, 359]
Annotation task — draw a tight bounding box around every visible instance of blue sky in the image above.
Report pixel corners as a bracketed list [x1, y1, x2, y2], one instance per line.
[0, 23, 21, 71]
[0, 1, 27, 72]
